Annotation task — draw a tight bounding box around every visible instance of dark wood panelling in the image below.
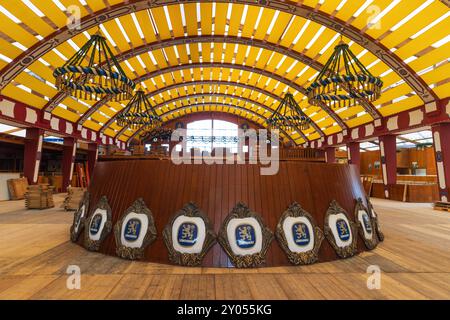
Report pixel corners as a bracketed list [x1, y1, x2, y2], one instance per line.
[78, 160, 369, 267]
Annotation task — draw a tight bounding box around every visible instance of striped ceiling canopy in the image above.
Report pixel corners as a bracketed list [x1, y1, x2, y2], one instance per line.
[0, 0, 448, 145]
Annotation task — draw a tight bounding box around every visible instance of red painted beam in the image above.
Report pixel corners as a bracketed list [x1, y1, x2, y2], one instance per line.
[432, 123, 450, 202]
[23, 128, 44, 184]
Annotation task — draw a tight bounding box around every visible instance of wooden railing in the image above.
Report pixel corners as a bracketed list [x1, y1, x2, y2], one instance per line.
[101, 147, 325, 162]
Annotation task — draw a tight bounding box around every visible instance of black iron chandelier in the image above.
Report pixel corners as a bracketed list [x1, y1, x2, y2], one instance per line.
[306, 39, 382, 109]
[53, 33, 135, 101]
[266, 93, 312, 131]
[116, 90, 162, 130]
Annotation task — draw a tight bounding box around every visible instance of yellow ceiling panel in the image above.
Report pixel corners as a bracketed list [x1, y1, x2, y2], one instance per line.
[14, 73, 56, 99]
[292, 21, 322, 53]
[333, 0, 366, 21]
[378, 95, 422, 116]
[151, 7, 172, 40]
[279, 16, 306, 49]
[337, 106, 365, 120]
[304, 28, 335, 59]
[51, 107, 79, 123]
[103, 128, 116, 138]
[2, 84, 46, 108]
[199, 3, 213, 35]
[1, 1, 448, 143]
[375, 84, 414, 106]
[267, 11, 292, 44]
[103, 20, 130, 52]
[213, 3, 228, 35]
[0, 38, 22, 60]
[395, 29, 449, 60]
[85, 0, 107, 12]
[233, 45, 246, 65]
[421, 62, 450, 86]
[31, 0, 68, 27]
[433, 82, 450, 99]
[253, 9, 276, 40]
[82, 120, 101, 132]
[166, 6, 184, 38]
[183, 3, 198, 35]
[380, 3, 444, 49]
[134, 10, 157, 43]
[241, 5, 260, 38]
[0, 13, 36, 47]
[228, 4, 245, 37]
[409, 44, 450, 73]
[120, 15, 144, 46]
[365, 0, 421, 40]
[350, 0, 393, 31]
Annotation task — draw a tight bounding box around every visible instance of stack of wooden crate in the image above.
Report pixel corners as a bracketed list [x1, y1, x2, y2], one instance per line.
[25, 184, 55, 209]
[62, 187, 86, 211]
[7, 178, 29, 200]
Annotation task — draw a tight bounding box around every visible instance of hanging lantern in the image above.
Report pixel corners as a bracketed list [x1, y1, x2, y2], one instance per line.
[53, 33, 135, 101]
[266, 93, 312, 132]
[116, 90, 162, 130]
[306, 39, 382, 109]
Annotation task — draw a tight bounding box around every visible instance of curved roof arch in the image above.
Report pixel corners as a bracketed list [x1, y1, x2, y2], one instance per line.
[0, 0, 439, 103]
[45, 35, 381, 121]
[99, 80, 324, 139]
[82, 62, 348, 135]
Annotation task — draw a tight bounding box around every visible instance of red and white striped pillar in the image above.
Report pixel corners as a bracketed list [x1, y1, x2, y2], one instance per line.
[378, 135, 397, 199]
[23, 128, 44, 185]
[432, 123, 450, 202]
[87, 143, 98, 180]
[62, 137, 77, 192]
[325, 147, 336, 164]
[347, 142, 361, 172]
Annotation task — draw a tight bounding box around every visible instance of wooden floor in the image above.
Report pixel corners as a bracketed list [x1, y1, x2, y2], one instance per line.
[0, 195, 449, 300]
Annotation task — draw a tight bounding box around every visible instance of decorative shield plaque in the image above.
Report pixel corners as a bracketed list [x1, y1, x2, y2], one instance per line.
[114, 198, 157, 260]
[366, 197, 384, 242]
[163, 202, 216, 266]
[84, 196, 112, 251]
[324, 200, 358, 258]
[275, 202, 324, 265]
[70, 191, 89, 242]
[355, 198, 378, 250]
[218, 202, 273, 268]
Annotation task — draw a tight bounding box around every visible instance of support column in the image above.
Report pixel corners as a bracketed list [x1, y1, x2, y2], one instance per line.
[87, 143, 98, 181]
[347, 142, 361, 171]
[62, 137, 77, 192]
[432, 123, 450, 202]
[379, 135, 397, 199]
[325, 147, 336, 164]
[23, 128, 44, 184]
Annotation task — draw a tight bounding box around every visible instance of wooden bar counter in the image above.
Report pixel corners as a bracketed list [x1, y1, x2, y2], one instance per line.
[76, 160, 372, 267]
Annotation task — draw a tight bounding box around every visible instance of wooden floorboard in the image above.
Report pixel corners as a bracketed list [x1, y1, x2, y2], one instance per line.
[0, 195, 449, 300]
